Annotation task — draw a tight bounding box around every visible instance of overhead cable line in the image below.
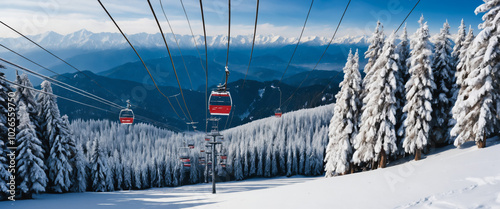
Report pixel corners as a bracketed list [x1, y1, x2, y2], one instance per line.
[147, 0, 194, 122]
[159, 0, 194, 90]
[225, 0, 231, 68]
[0, 20, 119, 99]
[179, 0, 206, 74]
[2, 77, 112, 113]
[97, 0, 183, 120]
[0, 57, 124, 110]
[277, 0, 315, 85]
[198, 0, 209, 132]
[280, 0, 351, 109]
[3, 76, 180, 131]
[0, 44, 70, 80]
[240, 0, 260, 89]
[395, 0, 420, 33]
[1, 44, 179, 120]
[305, 0, 421, 109]
[223, 0, 232, 130]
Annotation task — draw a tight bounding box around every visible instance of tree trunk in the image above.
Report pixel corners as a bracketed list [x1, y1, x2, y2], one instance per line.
[349, 162, 354, 174]
[414, 149, 421, 161]
[371, 160, 378, 170]
[379, 147, 387, 168]
[478, 133, 487, 148]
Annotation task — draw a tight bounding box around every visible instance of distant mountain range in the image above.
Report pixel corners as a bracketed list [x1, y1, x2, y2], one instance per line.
[0, 30, 367, 130]
[0, 29, 369, 51]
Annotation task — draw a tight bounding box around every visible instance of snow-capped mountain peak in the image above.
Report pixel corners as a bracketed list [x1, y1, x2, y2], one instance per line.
[0, 30, 369, 52]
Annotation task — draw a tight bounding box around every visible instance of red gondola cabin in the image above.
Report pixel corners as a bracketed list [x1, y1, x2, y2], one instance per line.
[209, 91, 232, 116]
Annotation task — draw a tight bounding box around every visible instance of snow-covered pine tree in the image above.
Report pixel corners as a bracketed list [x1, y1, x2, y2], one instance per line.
[47, 133, 73, 193]
[0, 70, 11, 199]
[37, 81, 72, 193]
[431, 20, 455, 146]
[112, 149, 123, 190]
[403, 15, 435, 160]
[324, 49, 361, 177]
[16, 102, 47, 199]
[452, 19, 467, 67]
[395, 24, 410, 156]
[59, 114, 77, 185]
[71, 145, 87, 192]
[90, 137, 108, 192]
[353, 32, 399, 168]
[451, 0, 500, 148]
[37, 80, 62, 161]
[454, 26, 475, 94]
[14, 73, 39, 135]
[361, 21, 385, 101]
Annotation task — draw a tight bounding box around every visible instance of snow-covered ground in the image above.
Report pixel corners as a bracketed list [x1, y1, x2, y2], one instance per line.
[2, 137, 500, 209]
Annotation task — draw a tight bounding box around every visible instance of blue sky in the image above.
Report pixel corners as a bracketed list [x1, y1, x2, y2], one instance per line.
[0, 0, 484, 38]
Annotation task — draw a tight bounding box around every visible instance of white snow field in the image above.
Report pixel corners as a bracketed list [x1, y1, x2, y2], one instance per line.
[2, 137, 500, 209]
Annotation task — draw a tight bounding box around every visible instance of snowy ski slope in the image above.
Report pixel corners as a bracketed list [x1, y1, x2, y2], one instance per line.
[2, 137, 499, 209]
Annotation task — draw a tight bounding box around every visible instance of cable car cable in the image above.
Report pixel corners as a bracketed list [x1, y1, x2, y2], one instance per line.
[147, 0, 194, 122]
[395, 0, 420, 33]
[2, 77, 113, 113]
[1, 54, 175, 123]
[2, 76, 179, 131]
[225, 0, 231, 69]
[0, 21, 120, 100]
[159, 0, 194, 90]
[277, 0, 315, 85]
[179, 0, 206, 74]
[0, 57, 125, 110]
[222, 0, 232, 130]
[240, 0, 260, 89]
[198, 0, 209, 132]
[98, 0, 183, 120]
[0, 44, 70, 80]
[280, 0, 351, 109]
[298, 0, 420, 110]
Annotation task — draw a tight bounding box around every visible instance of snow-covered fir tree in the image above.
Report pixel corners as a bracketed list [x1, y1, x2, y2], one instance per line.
[431, 20, 455, 146]
[454, 26, 475, 94]
[37, 80, 61, 160]
[395, 24, 411, 157]
[90, 137, 109, 192]
[60, 114, 77, 171]
[14, 73, 39, 132]
[361, 21, 385, 101]
[0, 70, 11, 199]
[403, 15, 435, 160]
[71, 145, 87, 192]
[452, 19, 467, 67]
[37, 81, 73, 192]
[47, 130, 73, 193]
[16, 102, 47, 199]
[353, 32, 399, 168]
[324, 49, 361, 177]
[451, 0, 500, 148]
